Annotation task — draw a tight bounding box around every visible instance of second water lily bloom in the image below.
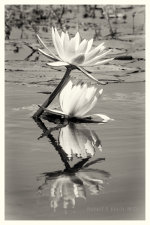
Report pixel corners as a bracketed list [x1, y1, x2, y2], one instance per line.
[45, 79, 112, 123]
[37, 27, 114, 82]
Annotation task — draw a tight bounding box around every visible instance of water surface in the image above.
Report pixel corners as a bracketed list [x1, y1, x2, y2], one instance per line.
[5, 82, 145, 220]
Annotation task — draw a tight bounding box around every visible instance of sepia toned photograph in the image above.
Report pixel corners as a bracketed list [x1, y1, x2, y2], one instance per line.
[5, 4, 145, 220]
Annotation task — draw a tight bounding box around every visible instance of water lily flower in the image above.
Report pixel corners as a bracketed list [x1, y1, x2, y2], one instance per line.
[37, 27, 114, 82]
[43, 79, 112, 123]
[59, 123, 102, 160]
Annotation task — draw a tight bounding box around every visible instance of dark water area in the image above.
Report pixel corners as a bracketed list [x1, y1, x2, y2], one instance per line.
[5, 82, 145, 220]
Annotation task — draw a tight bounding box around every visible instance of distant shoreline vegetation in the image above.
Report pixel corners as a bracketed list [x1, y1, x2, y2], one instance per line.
[5, 5, 142, 40]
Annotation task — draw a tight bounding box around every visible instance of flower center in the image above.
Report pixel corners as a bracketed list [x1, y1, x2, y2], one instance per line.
[71, 54, 85, 65]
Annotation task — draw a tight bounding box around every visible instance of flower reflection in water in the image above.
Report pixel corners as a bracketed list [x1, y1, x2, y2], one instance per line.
[34, 118, 110, 212]
[59, 122, 102, 160]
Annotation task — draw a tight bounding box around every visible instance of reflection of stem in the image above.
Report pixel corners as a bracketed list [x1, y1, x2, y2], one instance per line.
[33, 117, 71, 170]
[81, 168, 111, 177]
[47, 130, 71, 170]
[33, 66, 73, 118]
[83, 158, 105, 168]
[43, 158, 90, 179]
[33, 118, 98, 173]
[33, 118, 107, 176]
[69, 158, 90, 172]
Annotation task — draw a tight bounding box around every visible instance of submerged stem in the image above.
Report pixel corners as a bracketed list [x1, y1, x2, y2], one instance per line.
[33, 66, 73, 118]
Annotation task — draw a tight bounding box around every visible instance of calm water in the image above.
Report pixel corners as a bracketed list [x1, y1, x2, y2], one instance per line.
[5, 82, 145, 220]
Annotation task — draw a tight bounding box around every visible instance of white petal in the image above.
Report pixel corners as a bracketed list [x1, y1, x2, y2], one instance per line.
[86, 114, 113, 123]
[72, 83, 89, 116]
[38, 106, 67, 117]
[76, 39, 88, 54]
[60, 80, 73, 114]
[37, 34, 48, 50]
[52, 27, 65, 59]
[47, 109, 66, 116]
[94, 114, 112, 122]
[47, 61, 69, 66]
[99, 89, 103, 95]
[38, 48, 57, 61]
[77, 96, 97, 117]
[65, 37, 77, 59]
[59, 80, 73, 107]
[67, 84, 83, 115]
[85, 85, 97, 100]
[60, 31, 65, 44]
[85, 42, 105, 62]
[84, 49, 112, 66]
[94, 58, 114, 66]
[37, 34, 60, 60]
[62, 31, 70, 56]
[85, 38, 93, 53]
[74, 32, 80, 51]
[62, 32, 81, 61]
[74, 86, 97, 117]
[76, 87, 103, 116]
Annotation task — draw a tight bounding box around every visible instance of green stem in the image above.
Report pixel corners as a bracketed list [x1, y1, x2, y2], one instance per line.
[33, 66, 73, 118]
